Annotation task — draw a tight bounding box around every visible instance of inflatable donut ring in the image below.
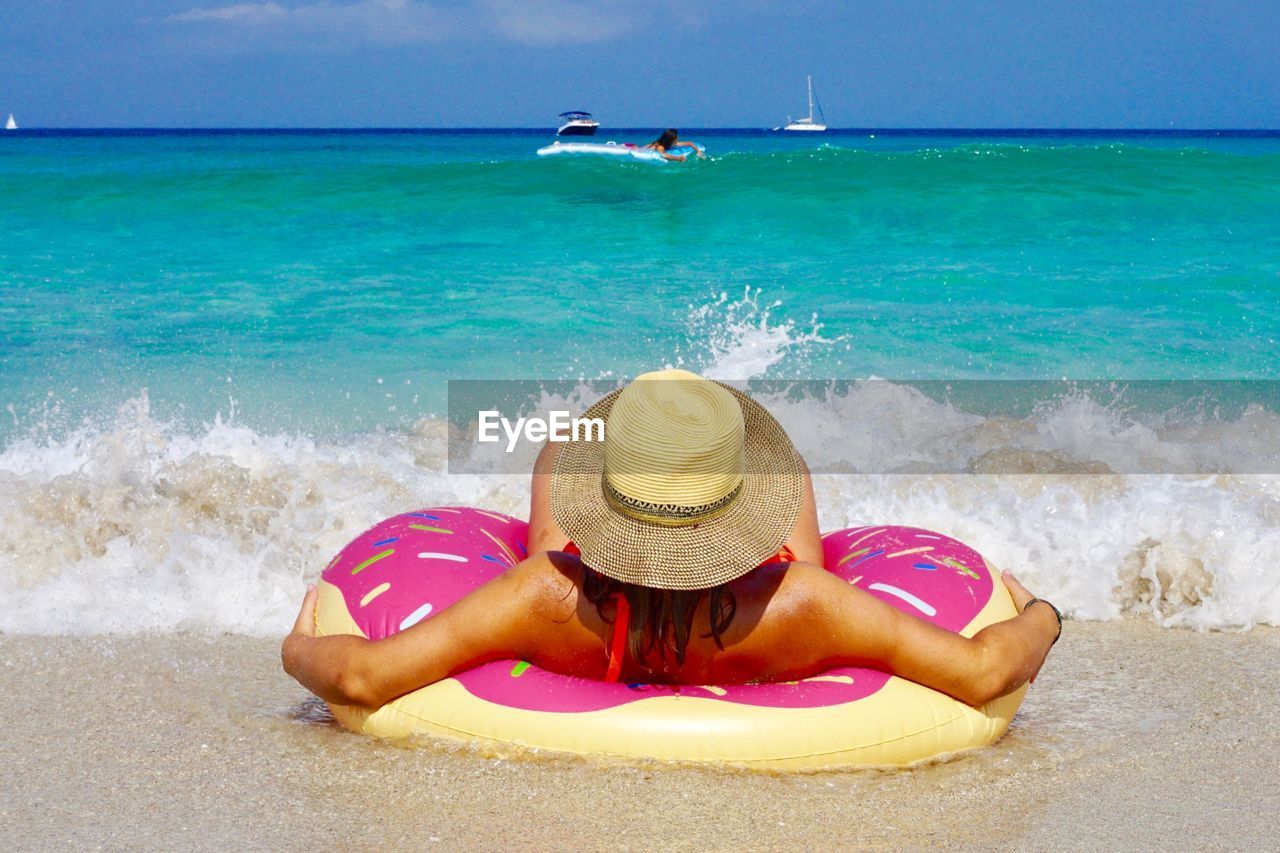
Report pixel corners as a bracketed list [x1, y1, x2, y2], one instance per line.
[314, 507, 1026, 769]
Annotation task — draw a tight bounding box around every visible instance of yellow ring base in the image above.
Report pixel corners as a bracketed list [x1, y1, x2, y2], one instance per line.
[315, 557, 1025, 769]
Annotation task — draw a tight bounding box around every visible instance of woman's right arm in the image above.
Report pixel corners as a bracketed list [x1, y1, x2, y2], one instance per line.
[801, 565, 1059, 706]
[282, 554, 582, 709]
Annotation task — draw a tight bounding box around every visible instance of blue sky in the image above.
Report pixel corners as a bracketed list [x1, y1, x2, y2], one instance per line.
[3, 1, 1278, 128]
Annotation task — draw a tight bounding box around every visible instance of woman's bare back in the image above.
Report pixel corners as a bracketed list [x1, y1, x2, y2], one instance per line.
[512, 551, 824, 685]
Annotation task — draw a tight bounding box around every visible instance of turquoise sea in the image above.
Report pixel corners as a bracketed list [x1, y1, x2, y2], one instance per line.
[2, 129, 1279, 634]
[4, 129, 1280, 433]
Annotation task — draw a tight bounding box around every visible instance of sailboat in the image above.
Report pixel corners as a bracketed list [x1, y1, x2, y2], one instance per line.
[4, 114, 16, 131]
[779, 76, 826, 132]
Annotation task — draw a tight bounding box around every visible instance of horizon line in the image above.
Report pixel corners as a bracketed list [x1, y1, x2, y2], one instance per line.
[7, 125, 1280, 134]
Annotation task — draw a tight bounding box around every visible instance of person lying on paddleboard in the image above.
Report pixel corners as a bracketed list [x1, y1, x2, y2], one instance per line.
[644, 128, 706, 161]
[283, 370, 1059, 709]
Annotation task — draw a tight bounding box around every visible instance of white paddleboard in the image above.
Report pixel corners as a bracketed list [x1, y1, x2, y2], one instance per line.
[536, 141, 702, 163]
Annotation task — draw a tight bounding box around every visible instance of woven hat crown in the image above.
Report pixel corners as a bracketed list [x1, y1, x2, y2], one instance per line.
[602, 370, 746, 524]
[550, 370, 803, 590]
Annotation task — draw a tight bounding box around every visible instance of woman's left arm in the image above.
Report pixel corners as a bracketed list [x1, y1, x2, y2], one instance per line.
[798, 565, 1059, 706]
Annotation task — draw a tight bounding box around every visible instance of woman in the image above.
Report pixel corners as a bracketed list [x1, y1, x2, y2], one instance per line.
[644, 128, 706, 162]
[283, 370, 1059, 709]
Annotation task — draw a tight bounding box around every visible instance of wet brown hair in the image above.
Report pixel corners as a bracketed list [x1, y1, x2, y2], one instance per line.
[581, 564, 736, 671]
[650, 128, 679, 150]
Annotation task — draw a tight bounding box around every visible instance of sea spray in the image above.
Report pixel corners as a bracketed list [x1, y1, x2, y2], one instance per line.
[671, 287, 845, 379]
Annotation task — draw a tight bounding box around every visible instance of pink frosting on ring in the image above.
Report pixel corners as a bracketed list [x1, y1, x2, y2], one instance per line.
[321, 508, 994, 712]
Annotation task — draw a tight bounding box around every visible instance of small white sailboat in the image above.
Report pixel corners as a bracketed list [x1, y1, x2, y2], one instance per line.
[779, 76, 826, 132]
[4, 113, 16, 131]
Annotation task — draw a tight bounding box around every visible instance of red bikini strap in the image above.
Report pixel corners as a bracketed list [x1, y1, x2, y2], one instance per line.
[605, 592, 631, 683]
[567, 542, 629, 682]
[758, 543, 797, 566]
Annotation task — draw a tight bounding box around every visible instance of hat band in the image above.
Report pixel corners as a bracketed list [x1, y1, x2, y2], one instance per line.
[602, 477, 744, 528]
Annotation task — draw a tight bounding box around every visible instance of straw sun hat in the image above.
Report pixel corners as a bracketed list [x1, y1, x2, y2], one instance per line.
[550, 369, 803, 590]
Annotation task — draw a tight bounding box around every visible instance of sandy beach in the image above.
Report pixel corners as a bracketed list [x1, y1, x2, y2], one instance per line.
[3, 620, 1276, 850]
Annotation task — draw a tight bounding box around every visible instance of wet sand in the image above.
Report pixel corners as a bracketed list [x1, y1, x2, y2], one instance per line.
[2, 621, 1278, 851]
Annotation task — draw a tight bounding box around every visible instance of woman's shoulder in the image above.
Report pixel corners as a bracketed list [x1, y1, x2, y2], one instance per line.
[509, 550, 582, 611]
[722, 561, 839, 645]
[698, 561, 843, 682]
[772, 561, 880, 625]
[735, 560, 833, 605]
[504, 550, 611, 676]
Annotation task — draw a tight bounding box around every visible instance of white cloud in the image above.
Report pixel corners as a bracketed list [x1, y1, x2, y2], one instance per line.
[169, 3, 289, 25]
[166, 0, 454, 45]
[164, 0, 676, 48]
[478, 0, 638, 46]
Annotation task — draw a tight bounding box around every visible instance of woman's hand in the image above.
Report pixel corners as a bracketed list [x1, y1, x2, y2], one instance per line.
[280, 584, 318, 679]
[1001, 570, 1036, 610]
[1000, 570, 1060, 683]
[281, 584, 378, 707]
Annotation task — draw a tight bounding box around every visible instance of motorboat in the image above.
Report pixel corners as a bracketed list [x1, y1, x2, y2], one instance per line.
[556, 111, 599, 136]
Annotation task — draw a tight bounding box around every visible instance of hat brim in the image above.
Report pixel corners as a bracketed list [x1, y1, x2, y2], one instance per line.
[550, 382, 804, 590]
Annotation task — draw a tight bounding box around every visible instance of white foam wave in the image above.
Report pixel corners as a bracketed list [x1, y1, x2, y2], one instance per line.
[670, 287, 845, 380]
[0, 393, 528, 635]
[3, 384, 1279, 635]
